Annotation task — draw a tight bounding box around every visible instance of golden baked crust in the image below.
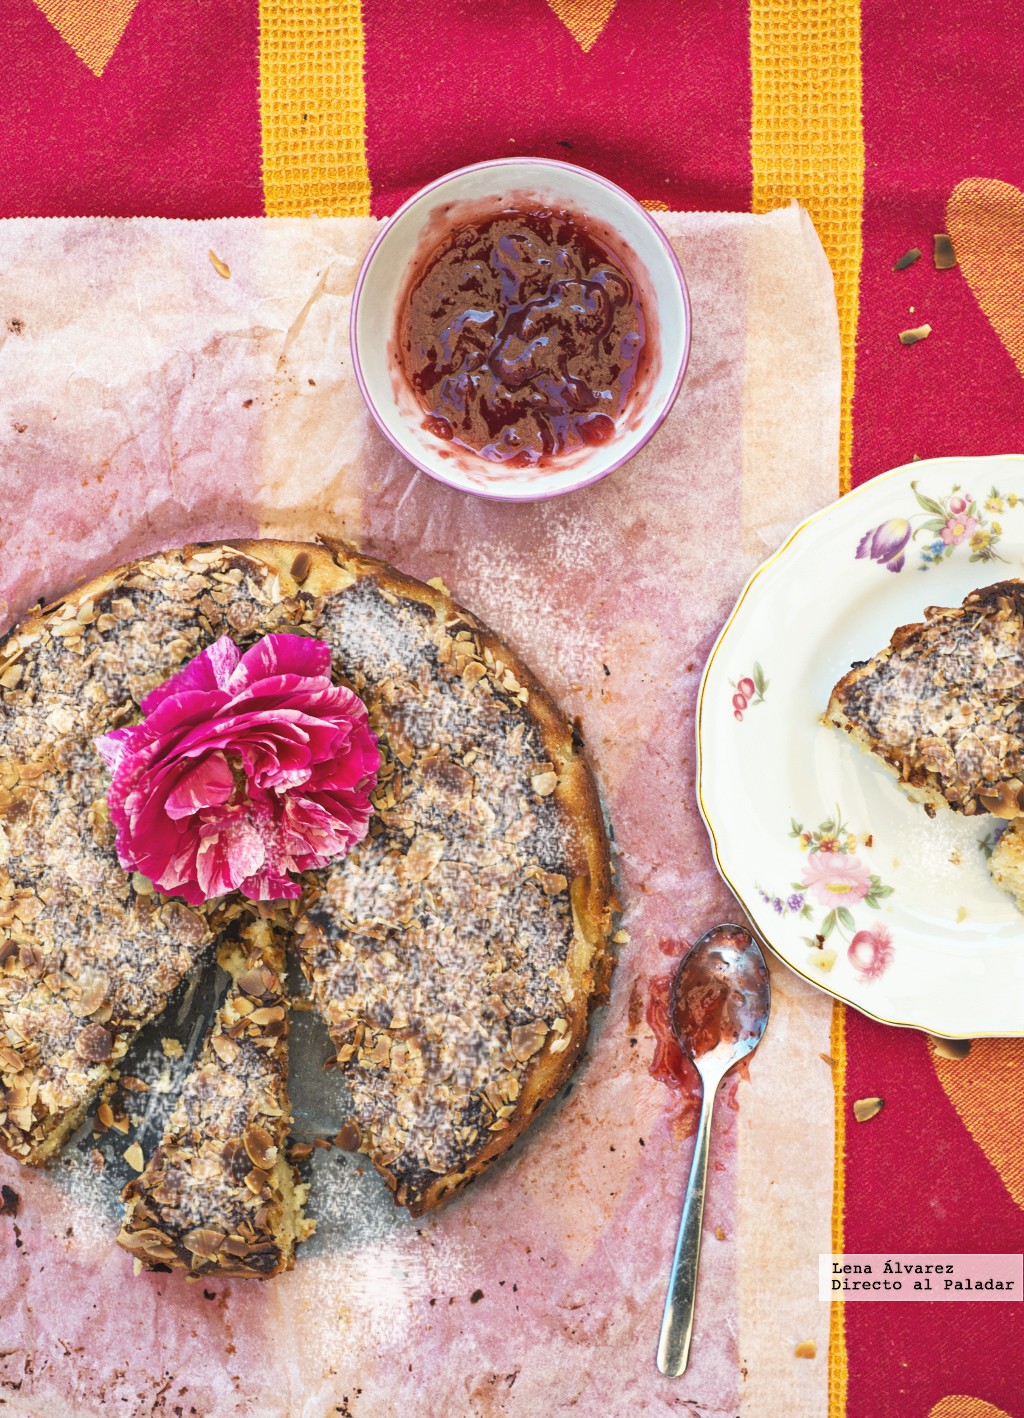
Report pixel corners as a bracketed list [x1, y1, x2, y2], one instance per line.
[1, 537, 614, 1233]
[119, 913, 313, 1277]
[825, 581, 1024, 819]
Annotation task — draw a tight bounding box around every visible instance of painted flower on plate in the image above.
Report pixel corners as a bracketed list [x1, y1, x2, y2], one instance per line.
[847, 924, 894, 981]
[94, 633, 380, 904]
[856, 518, 912, 573]
[800, 852, 872, 907]
[940, 512, 978, 546]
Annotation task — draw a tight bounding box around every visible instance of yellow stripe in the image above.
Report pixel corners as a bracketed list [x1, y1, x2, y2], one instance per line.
[260, 0, 371, 218]
[750, 0, 865, 494]
[828, 1001, 848, 1418]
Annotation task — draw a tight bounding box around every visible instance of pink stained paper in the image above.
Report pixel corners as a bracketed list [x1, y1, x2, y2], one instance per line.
[0, 205, 839, 1417]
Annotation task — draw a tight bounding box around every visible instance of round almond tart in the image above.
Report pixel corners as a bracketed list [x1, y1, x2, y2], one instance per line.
[0, 537, 614, 1274]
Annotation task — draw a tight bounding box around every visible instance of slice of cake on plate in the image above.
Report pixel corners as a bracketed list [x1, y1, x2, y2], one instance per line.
[118, 914, 313, 1277]
[826, 579, 1024, 909]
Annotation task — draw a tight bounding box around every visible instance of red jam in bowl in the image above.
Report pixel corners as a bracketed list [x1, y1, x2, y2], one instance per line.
[397, 209, 647, 467]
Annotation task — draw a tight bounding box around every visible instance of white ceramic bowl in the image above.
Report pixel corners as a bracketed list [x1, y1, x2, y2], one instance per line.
[350, 158, 690, 502]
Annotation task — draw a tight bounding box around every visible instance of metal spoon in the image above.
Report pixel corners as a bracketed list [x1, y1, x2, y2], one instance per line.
[656, 924, 771, 1376]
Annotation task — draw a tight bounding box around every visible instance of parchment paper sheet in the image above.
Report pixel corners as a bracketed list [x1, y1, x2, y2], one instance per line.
[0, 204, 838, 1418]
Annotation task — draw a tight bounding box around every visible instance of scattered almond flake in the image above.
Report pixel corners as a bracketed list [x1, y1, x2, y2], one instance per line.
[794, 1341, 816, 1360]
[208, 249, 231, 279]
[613, 929, 629, 944]
[531, 771, 557, 797]
[899, 324, 932, 346]
[933, 233, 957, 269]
[123, 1142, 145, 1171]
[133, 1257, 143, 1275]
[956, 906, 968, 923]
[161, 1037, 184, 1060]
[853, 1097, 883, 1123]
[819, 1052, 836, 1068]
[715, 1226, 725, 1240]
[893, 248, 921, 270]
[929, 1035, 971, 1061]
[334, 1120, 361, 1151]
[131, 872, 154, 895]
[0, 665, 23, 689]
[426, 577, 450, 595]
[152, 1068, 173, 1094]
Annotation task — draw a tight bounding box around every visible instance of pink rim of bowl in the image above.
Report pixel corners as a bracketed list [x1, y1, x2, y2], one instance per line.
[349, 157, 691, 503]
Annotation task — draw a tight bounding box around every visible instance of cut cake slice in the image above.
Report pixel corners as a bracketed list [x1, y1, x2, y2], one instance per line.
[825, 580, 1024, 820]
[118, 915, 313, 1278]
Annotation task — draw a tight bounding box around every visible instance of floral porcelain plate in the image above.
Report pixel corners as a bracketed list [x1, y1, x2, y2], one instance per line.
[697, 456, 1024, 1038]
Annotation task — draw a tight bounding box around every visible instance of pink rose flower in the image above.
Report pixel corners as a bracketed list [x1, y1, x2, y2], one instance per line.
[848, 925, 894, 981]
[95, 634, 379, 904]
[800, 852, 872, 907]
[940, 513, 977, 546]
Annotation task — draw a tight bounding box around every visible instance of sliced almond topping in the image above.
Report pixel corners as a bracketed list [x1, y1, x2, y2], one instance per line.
[245, 1168, 270, 1194]
[243, 1123, 277, 1170]
[75, 1023, 113, 1062]
[510, 1021, 548, 1063]
[123, 1142, 145, 1172]
[530, 771, 558, 797]
[211, 1034, 240, 1065]
[183, 1227, 225, 1257]
[536, 871, 568, 895]
[401, 832, 444, 883]
[249, 1006, 286, 1026]
[853, 1097, 884, 1123]
[237, 968, 267, 997]
[4, 1083, 28, 1110]
[794, 1341, 816, 1360]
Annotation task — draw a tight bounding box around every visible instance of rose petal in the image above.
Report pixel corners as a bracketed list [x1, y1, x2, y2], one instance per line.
[164, 752, 235, 820]
[227, 634, 332, 694]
